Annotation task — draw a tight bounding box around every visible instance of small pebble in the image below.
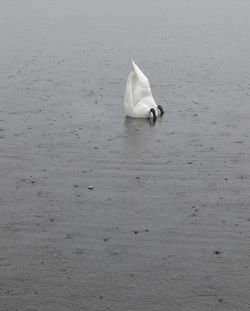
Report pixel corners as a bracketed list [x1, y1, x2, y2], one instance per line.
[88, 185, 94, 190]
[103, 237, 109, 241]
[134, 230, 139, 234]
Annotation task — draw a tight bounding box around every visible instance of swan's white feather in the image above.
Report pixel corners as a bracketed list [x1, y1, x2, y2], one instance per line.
[124, 61, 158, 118]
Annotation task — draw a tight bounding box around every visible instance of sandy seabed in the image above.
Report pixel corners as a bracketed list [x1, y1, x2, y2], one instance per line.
[1, 0, 250, 310]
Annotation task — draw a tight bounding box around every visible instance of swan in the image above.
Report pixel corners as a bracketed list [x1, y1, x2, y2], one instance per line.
[124, 61, 164, 122]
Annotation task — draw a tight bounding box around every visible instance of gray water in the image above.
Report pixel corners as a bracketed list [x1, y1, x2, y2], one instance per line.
[1, 0, 250, 310]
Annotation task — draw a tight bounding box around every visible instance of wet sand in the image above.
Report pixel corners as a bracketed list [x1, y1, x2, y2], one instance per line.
[1, 0, 250, 310]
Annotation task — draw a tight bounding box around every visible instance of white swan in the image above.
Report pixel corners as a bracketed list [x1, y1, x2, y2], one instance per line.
[124, 61, 164, 122]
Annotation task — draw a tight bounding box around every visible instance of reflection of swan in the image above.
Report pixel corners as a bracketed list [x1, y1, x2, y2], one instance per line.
[124, 117, 156, 152]
[124, 116, 152, 130]
[124, 61, 164, 123]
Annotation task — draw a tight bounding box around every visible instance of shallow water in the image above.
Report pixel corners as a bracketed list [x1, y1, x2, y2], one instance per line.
[1, 0, 250, 310]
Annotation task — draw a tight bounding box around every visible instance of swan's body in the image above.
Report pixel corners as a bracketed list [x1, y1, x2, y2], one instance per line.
[124, 61, 163, 121]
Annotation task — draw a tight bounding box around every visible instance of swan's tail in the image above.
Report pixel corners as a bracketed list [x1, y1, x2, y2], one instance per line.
[131, 60, 148, 83]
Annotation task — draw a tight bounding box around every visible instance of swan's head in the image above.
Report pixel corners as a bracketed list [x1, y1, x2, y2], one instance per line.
[150, 108, 157, 123]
